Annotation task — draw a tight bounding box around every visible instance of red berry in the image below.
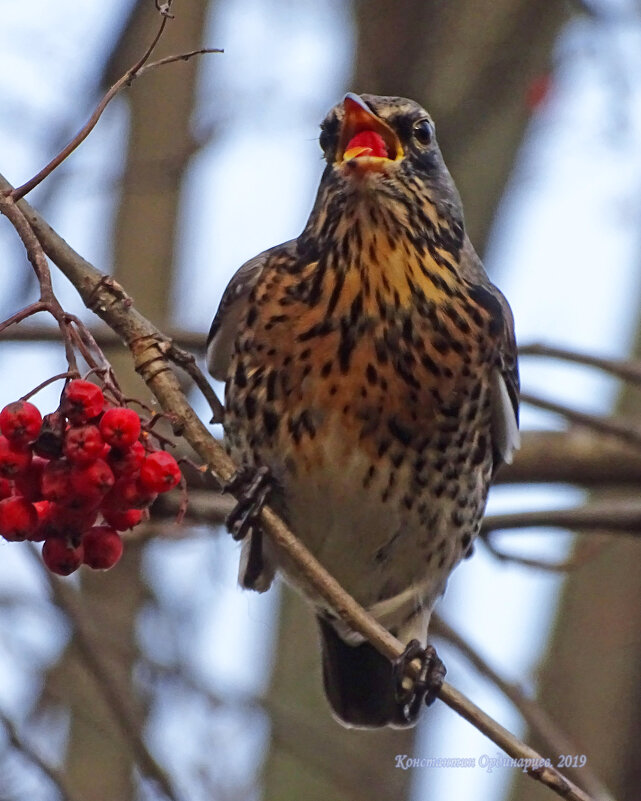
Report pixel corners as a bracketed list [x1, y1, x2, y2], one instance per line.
[48, 503, 98, 534]
[42, 537, 84, 575]
[41, 459, 72, 502]
[61, 380, 104, 424]
[0, 496, 38, 541]
[99, 408, 141, 448]
[139, 451, 181, 493]
[102, 478, 156, 511]
[526, 73, 551, 111]
[0, 477, 12, 500]
[102, 507, 143, 531]
[0, 401, 42, 446]
[14, 455, 47, 502]
[63, 425, 105, 465]
[70, 459, 114, 500]
[82, 526, 123, 570]
[31, 500, 54, 541]
[108, 440, 145, 478]
[0, 437, 32, 478]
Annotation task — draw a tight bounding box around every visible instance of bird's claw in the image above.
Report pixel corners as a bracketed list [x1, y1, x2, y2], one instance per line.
[393, 639, 446, 723]
[224, 465, 271, 542]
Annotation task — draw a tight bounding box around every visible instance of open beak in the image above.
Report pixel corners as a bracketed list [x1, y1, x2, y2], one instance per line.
[336, 93, 404, 167]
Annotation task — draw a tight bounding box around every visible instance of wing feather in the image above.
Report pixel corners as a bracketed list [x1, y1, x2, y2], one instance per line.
[459, 238, 520, 472]
[206, 240, 297, 380]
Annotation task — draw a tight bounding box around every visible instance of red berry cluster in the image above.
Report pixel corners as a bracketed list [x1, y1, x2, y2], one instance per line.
[0, 380, 181, 576]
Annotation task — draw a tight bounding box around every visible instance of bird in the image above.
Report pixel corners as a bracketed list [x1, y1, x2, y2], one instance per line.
[207, 93, 519, 728]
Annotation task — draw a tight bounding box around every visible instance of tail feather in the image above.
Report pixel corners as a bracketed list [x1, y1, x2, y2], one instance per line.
[317, 616, 413, 728]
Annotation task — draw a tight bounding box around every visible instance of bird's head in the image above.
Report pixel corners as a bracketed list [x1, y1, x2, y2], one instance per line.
[322, 94, 457, 193]
[322, 93, 428, 171]
[304, 93, 465, 255]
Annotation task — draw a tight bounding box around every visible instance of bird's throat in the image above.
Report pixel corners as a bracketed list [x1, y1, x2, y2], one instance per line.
[314, 211, 462, 319]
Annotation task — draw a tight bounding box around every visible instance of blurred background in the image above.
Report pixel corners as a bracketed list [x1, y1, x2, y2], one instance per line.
[1, 1, 641, 799]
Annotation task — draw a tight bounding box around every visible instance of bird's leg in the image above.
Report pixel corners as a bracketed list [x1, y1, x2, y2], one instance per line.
[393, 640, 446, 723]
[224, 465, 272, 542]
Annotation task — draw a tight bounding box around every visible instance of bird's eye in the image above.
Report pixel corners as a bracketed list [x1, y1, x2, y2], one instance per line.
[412, 119, 433, 146]
[319, 128, 331, 153]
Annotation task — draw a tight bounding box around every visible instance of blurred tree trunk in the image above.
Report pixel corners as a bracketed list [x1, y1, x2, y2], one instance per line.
[43, 3, 210, 799]
[261, 4, 567, 801]
[509, 277, 641, 800]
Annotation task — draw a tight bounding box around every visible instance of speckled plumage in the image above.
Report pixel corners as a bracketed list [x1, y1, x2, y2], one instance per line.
[208, 94, 519, 727]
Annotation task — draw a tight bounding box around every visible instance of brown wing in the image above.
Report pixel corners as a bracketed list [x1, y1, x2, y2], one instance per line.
[459, 238, 520, 471]
[206, 240, 297, 381]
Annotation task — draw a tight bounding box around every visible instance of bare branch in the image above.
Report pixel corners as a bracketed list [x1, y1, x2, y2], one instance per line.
[0, 303, 50, 336]
[431, 616, 617, 801]
[139, 48, 224, 77]
[0, 323, 204, 351]
[21, 372, 74, 401]
[483, 500, 641, 536]
[521, 391, 641, 452]
[0, 195, 78, 373]
[0, 707, 84, 801]
[36, 553, 184, 801]
[6, 12, 221, 202]
[520, 342, 641, 386]
[496, 430, 641, 487]
[164, 340, 225, 423]
[479, 538, 607, 573]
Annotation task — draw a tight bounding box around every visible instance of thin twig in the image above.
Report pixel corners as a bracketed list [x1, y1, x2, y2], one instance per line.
[7, 16, 221, 201]
[0, 302, 48, 335]
[431, 616, 617, 801]
[521, 391, 641, 451]
[0, 707, 84, 801]
[483, 500, 641, 536]
[0, 323, 206, 351]
[138, 48, 223, 78]
[480, 538, 608, 573]
[21, 371, 73, 401]
[35, 553, 185, 801]
[165, 340, 225, 423]
[1, 173, 596, 801]
[0, 195, 79, 373]
[520, 342, 641, 386]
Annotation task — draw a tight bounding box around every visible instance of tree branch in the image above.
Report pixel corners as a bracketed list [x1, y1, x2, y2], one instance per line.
[520, 341, 641, 386]
[496, 430, 641, 487]
[483, 500, 641, 536]
[431, 616, 616, 801]
[479, 538, 608, 573]
[36, 553, 184, 801]
[5, 9, 221, 202]
[521, 391, 641, 452]
[0, 707, 84, 801]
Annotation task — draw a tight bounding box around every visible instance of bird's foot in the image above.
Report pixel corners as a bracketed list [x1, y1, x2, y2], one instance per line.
[224, 465, 271, 542]
[393, 640, 446, 723]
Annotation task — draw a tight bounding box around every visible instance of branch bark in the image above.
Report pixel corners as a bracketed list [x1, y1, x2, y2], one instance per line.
[496, 430, 641, 487]
[0, 707, 84, 801]
[483, 500, 641, 536]
[432, 615, 616, 801]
